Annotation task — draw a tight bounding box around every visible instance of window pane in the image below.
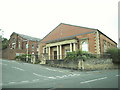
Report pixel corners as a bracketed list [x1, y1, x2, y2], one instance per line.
[82, 41, 88, 51]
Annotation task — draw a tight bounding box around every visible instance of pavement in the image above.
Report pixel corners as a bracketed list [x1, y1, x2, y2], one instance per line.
[0, 59, 120, 89]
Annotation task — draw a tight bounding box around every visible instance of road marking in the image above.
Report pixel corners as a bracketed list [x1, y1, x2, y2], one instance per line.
[12, 67, 25, 71]
[58, 71, 64, 73]
[62, 75, 68, 77]
[20, 80, 29, 83]
[56, 76, 64, 78]
[45, 68, 68, 73]
[32, 79, 39, 82]
[80, 77, 107, 84]
[33, 73, 47, 78]
[45, 68, 57, 71]
[12, 61, 15, 62]
[8, 82, 16, 84]
[48, 77, 56, 79]
[33, 73, 81, 80]
[116, 75, 120, 77]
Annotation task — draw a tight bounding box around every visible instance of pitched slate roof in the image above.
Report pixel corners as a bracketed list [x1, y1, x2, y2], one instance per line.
[41, 23, 97, 43]
[12, 32, 41, 41]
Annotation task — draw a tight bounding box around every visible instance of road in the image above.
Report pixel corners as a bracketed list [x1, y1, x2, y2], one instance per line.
[1, 59, 119, 89]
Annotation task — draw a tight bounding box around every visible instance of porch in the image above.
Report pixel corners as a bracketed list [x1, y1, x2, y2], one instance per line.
[42, 39, 77, 60]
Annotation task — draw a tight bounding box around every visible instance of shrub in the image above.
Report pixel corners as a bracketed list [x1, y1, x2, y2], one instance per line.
[15, 54, 32, 62]
[64, 50, 92, 62]
[106, 48, 120, 64]
[15, 56, 21, 60]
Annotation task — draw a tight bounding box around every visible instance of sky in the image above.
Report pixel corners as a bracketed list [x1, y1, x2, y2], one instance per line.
[0, 0, 119, 44]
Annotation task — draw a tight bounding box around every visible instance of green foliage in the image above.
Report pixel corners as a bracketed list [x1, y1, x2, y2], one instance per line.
[15, 54, 32, 61]
[64, 50, 97, 62]
[2, 38, 8, 50]
[106, 48, 120, 64]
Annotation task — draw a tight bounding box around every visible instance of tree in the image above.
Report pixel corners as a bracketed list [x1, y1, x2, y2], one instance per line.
[2, 38, 8, 50]
[106, 48, 120, 64]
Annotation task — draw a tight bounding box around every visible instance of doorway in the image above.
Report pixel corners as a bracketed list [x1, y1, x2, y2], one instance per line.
[54, 51, 57, 60]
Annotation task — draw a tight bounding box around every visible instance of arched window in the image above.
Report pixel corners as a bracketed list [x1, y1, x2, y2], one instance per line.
[81, 40, 88, 52]
[12, 38, 16, 49]
[103, 40, 107, 52]
[18, 42, 21, 49]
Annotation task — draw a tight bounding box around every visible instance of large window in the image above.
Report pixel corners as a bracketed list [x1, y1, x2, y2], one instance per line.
[12, 38, 16, 49]
[18, 42, 21, 49]
[81, 40, 88, 52]
[103, 40, 107, 52]
[32, 44, 34, 49]
[26, 43, 28, 49]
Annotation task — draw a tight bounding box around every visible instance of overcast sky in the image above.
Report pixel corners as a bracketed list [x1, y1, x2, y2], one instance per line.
[0, 0, 119, 44]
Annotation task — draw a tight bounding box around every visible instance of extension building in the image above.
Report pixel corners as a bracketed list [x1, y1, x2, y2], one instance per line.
[2, 32, 40, 60]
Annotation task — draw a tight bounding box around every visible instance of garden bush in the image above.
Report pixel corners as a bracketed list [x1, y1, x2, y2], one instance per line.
[64, 50, 96, 62]
[106, 48, 120, 64]
[15, 54, 32, 62]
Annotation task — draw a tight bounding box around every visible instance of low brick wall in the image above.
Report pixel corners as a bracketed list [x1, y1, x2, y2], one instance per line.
[84, 59, 118, 70]
[45, 58, 119, 70]
[46, 60, 78, 69]
[2, 48, 26, 60]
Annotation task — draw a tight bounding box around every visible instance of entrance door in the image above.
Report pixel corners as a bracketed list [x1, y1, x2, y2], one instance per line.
[54, 51, 57, 60]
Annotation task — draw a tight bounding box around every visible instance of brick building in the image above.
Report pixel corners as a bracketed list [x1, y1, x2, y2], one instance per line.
[2, 32, 40, 60]
[40, 23, 117, 61]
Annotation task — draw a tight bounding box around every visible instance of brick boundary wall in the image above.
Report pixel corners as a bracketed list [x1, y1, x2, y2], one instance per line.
[45, 59, 119, 70]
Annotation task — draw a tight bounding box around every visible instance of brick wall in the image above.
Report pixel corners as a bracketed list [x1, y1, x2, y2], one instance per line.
[76, 32, 96, 54]
[45, 58, 118, 70]
[99, 33, 117, 54]
[2, 33, 39, 60]
[2, 48, 26, 60]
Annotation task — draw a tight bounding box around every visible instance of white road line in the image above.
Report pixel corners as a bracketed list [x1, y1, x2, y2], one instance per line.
[33, 73, 81, 80]
[46, 68, 66, 72]
[116, 75, 120, 77]
[58, 71, 64, 72]
[12, 67, 25, 71]
[8, 82, 16, 84]
[56, 76, 64, 78]
[62, 75, 68, 77]
[32, 79, 39, 82]
[48, 77, 56, 79]
[80, 77, 107, 84]
[20, 80, 29, 83]
[46, 68, 57, 71]
[11, 61, 15, 62]
[33, 73, 47, 78]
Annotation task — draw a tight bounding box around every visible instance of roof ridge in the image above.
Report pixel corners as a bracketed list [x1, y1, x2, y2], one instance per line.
[12, 32, 41, 41]
[61, 23, 98, 30]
